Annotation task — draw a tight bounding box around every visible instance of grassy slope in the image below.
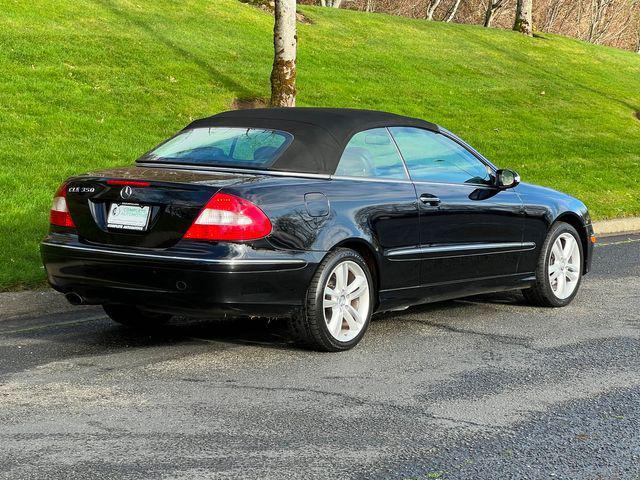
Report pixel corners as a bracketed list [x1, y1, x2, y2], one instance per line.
[0, 0, 639, 289]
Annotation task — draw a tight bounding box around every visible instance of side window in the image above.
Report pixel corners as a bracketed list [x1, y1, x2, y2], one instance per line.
[389, 127, 493, 185]
[335, 128, 407, 180]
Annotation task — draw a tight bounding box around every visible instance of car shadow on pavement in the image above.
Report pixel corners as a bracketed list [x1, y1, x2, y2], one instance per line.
[373, 290, 528, 322]
[160, 316, 295, 349]
[466, 290, 529, 305]
[109, 290, 529, 350]
[1, 291, 529, 365]
[0, 313, 298, 375]
[148, 291, 529, 349]
[93, 315, 298, 352]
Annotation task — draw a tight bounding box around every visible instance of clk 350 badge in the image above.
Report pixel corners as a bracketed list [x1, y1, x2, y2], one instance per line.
[68, 186, 95, 193]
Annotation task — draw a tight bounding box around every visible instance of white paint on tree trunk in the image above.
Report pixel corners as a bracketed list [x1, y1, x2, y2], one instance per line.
[270, 0, 297, 107]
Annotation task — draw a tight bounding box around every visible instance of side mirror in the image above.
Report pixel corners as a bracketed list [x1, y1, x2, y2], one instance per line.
[496, 169, 520, 189]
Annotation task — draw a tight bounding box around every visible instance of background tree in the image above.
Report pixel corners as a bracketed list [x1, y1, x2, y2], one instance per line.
[484, 0, 507, 26]
[445, 0, 464, 21]
[320, 0, 344, 6]
[426, 0, 443, 19]
[514, 0, 533, 35]
[270, 0, 297, 107]
[583, 0, 638, 45]
[301, 0, 640, 52]
[538, 0, 569, 31]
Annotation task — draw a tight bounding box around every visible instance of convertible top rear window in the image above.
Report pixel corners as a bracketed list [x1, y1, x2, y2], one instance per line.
[139, 127, 293, 168]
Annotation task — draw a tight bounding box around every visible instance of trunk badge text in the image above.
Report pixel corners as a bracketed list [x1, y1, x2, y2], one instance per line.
[120, 186, 134, 199]
[68, 186, 95, 194]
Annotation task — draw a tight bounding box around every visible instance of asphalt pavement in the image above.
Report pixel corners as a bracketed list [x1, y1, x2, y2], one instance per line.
[0, 234, 638, 479]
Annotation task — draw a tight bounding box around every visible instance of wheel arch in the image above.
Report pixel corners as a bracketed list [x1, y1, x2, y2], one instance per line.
[330, 238, 381, 308]
[554, 212, 589, 271]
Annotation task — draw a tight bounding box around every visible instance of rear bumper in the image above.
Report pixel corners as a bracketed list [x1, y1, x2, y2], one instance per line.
[41, 234, 322, 317]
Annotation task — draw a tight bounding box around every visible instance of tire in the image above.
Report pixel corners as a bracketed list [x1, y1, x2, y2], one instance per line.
[522, 222, 584, 307]
[289, 248, 375, 352]
[103, 304, 172, 329]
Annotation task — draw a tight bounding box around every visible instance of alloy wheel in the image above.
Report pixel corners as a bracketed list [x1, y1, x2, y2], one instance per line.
[322, 260, 370, 342]
[548, 232, 581, 300]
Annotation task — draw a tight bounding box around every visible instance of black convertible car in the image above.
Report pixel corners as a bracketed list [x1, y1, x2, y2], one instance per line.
[41, 108, 595, 351]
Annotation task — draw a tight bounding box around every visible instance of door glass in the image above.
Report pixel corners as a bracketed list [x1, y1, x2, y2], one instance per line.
[389, 127, 493, 185]
[335, 128, 407, 180]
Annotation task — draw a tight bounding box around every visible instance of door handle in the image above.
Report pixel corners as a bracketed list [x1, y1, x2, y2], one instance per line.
[419, 194, 441, 206]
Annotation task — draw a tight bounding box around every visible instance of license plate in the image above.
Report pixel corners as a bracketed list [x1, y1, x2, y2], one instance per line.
[107, 203, 151, 231]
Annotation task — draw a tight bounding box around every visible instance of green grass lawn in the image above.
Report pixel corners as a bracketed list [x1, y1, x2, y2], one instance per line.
[1, 0, 639, 290]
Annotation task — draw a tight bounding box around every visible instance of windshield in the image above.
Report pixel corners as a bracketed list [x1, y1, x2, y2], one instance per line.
[139, 127, 293, 168]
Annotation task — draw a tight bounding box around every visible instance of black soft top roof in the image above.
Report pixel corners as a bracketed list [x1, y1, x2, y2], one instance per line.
[185, 108, 440, 175]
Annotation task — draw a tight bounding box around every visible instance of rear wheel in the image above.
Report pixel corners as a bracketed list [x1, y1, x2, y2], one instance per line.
[289, 248, 374, 352]
[103, 304, 172, 328]
[523, 222, 583, 307]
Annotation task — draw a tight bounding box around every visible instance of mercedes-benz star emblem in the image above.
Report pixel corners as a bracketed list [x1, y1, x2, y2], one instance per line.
[120, 186, 134, 199]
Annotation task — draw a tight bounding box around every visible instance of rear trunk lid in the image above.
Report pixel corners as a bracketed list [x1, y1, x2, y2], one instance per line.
[64, 166, 260, 248]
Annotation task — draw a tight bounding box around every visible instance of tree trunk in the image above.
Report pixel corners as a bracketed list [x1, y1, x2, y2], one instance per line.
[426, 0, 442, 20]
[270, 0, 297, 107]
[445, 0, 463, 22]
[484, 0, 505, 28]
[514, 0, 533, 36]
[484, 1, 495, 27]
[320, 0, 342, 6]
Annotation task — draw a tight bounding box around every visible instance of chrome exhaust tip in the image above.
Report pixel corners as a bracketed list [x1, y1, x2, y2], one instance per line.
[65, 292, 85, 306]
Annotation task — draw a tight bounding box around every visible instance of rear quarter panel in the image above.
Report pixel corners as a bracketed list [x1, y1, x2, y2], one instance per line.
[224, 176, 421, 291]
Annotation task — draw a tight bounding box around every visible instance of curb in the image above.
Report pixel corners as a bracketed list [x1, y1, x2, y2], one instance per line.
[592, 217, 640, 236]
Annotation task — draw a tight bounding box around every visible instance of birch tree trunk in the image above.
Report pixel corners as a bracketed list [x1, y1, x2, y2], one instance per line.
[270, 0, 297, 107]
[514, 0, 533, 36]
[426, 0, 442, 20]
[484, 0, 505, 28]
[484, 1, 496, 27]
[445, 0, 463, 22]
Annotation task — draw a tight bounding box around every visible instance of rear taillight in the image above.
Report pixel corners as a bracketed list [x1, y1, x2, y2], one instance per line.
[184, 193, 272, 241]
[49, 183, 75, 228]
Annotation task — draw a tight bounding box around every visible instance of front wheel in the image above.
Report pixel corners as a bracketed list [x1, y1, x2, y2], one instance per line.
[523, 222, 584, 307]
[289, 248, 374, 352]
[103, 304, 172, 329]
